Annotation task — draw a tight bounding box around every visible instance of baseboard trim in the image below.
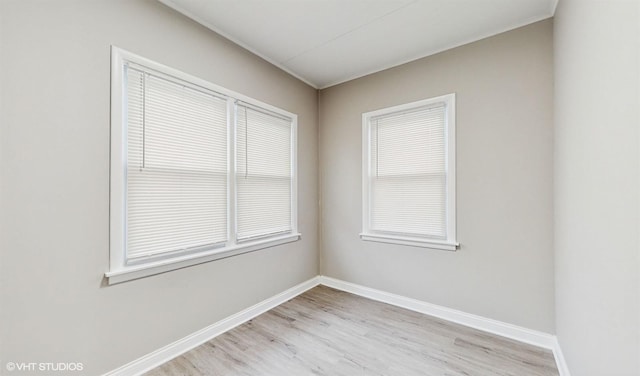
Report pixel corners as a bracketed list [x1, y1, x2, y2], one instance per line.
[103, 276, 321, 376]
[319, 276, 555, 348]
[104, 275, 571, 376]
[320, 276, 570, 376]
[552, 338, 571, 376]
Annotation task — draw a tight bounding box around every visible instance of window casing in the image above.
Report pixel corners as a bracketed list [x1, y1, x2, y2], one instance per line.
[108, 47, 299, 284]
[361, 94, 457, 251]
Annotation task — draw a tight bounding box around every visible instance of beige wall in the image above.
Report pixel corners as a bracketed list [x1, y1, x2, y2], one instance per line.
[319, 20, 555, 332]
[554, 1, 640, 374]
[10, 0, 640, 374]
[0, 1, 318, 374]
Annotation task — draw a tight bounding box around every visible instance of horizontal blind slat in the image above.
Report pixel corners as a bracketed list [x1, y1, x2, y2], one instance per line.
[370, 103, 448, 239]
[126, 66, 228, 257]
[236, 105, 293, 240]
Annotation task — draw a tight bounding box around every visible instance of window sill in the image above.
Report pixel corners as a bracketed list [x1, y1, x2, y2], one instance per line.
[360, 233, 458, 251]
[105, 233, 301, 285]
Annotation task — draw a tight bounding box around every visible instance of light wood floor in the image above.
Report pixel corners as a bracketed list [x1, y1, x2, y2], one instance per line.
[146, 286, 559, 376]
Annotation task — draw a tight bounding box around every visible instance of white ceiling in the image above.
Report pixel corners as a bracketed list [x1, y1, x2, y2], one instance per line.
[159, 0, 557, 89]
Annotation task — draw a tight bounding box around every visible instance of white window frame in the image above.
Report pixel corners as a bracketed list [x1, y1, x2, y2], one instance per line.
[360, 94, 458, 251]
[108, 46, 299, 284]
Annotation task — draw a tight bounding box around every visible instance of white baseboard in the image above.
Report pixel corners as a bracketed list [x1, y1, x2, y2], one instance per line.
[552, 339, 571, 376]
[320, 276, 570, 376]
[319, 276, 554, 347]
[104, 274, 571, 376]
[103, 276, 320, 376]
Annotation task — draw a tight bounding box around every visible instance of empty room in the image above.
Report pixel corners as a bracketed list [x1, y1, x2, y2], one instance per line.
[0, 0, 638, 375]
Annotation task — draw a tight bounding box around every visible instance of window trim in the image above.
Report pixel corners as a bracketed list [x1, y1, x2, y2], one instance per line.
[108, 46, 299, 284]
[360, 94, 458, 251]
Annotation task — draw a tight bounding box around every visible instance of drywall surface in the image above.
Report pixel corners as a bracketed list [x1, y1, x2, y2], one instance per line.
[0, 1, 318, 374]
[554, 0, 640, 374]
[319, 20, 555, 332]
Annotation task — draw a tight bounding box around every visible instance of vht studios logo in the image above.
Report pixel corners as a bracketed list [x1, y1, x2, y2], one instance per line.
[5, 362, 84, 372]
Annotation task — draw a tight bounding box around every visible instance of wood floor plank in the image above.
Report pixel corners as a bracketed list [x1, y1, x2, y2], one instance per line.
[146, 286, 559, 376]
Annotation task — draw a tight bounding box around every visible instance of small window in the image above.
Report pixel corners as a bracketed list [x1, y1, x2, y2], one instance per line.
[235, 103, 295, 242]
[361, 94, 457, 251]
[108, 47, 299, 284]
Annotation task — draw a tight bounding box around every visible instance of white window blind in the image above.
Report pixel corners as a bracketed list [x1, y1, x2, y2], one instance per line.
[371, 105, 446, 238]
[125, 65, 228, 260]
[362, 94, 456, 250]
[235, 103, 293, 241]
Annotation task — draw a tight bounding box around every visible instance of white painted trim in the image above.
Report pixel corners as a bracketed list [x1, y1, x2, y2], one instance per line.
[318, 13, 555, 89]
[319, 276, 557, 350]
[159, 0, 554, 90]
[103, 276, 320, 376]
[108, 46, 300, 284]
[361, 94, 457, 249]
[552, 339, 572, 376]
[110, 46, 127, 275]
[156, 0, 318, 89]
[360, 233, 458, 251]
[361, 114, 370, 241]
[290, 115, 299, 236]
[104, 275, 569, 375]
[446, 93, 457, 243]
[111, 47, 297, 120]
[106, 233, 301, 285]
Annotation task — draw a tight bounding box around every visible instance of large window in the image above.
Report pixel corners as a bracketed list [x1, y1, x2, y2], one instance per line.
[108, 47, 298, 284]
[361, 94, 457, 250]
